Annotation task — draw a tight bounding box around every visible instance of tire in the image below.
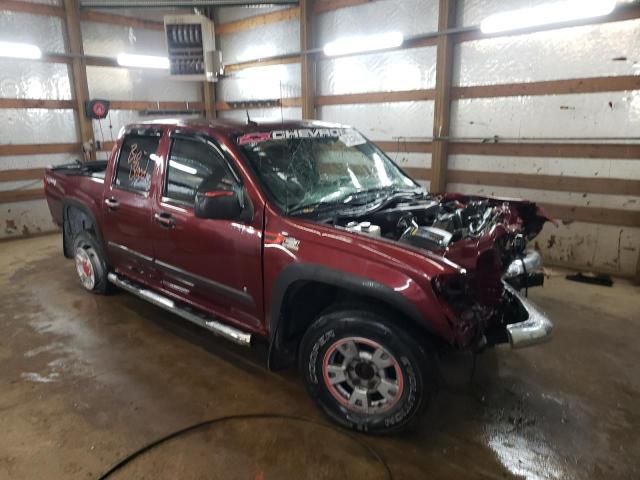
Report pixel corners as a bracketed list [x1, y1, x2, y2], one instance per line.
[72, 231, 112, 294]
[299, 308, 434, 434]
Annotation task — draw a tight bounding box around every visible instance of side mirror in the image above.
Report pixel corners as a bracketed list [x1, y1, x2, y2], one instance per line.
[194, 189, 242, 220]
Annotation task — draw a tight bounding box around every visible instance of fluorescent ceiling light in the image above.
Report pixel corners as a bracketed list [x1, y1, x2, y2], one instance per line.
[117, 53, 169, 69]
[0, 41, 42, 59]
[323, 32, 404, 57]
[480, 0, 616, 34]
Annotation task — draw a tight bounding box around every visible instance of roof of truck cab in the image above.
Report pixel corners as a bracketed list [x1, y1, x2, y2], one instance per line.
[137, 117, 349, 135]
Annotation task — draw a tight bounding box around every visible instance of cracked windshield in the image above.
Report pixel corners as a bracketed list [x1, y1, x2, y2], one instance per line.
[238, 128, 420, 214]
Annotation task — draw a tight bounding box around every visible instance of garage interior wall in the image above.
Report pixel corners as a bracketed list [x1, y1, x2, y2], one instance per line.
[215, 0, 640, 279]
[0, 0, 201, 239]
[1, 0, 639, 280]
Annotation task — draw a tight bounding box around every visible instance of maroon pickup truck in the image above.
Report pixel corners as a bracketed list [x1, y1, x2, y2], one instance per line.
[44, 118, 553, 434]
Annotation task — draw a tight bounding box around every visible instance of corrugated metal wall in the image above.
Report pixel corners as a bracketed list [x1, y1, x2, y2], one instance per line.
[214, 0, 640, 278]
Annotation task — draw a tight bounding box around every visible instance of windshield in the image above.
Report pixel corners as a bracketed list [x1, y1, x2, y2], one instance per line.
[238, 128, 420, 214]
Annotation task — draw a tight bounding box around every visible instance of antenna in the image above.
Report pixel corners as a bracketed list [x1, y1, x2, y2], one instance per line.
[246, 110, 257, 126]
[279, 80, 284, 128]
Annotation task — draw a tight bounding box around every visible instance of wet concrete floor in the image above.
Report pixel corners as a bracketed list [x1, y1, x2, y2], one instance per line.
[0, 233, 638, 479]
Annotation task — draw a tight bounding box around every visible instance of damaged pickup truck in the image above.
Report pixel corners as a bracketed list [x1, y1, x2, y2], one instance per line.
[44, 119, 553, 434]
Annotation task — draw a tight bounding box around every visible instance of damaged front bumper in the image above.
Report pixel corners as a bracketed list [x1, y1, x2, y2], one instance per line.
[503, 282, 553, 349]
[504, 250, 545, 290]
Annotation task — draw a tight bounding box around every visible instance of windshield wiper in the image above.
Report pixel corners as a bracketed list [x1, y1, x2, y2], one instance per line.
[287, 199, 348, 216]
[344, 186, 424, 205]
[287, 187, 425, 216]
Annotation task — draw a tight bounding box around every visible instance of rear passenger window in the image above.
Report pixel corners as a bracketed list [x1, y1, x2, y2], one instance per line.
[114, 134, 161, 193]
[165, 137, 234, 205]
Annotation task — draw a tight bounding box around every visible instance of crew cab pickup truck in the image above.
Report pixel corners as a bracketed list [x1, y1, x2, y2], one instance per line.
[45, 118, 553, 434]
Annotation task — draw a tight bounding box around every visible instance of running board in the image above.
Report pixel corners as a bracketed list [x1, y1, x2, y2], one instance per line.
[107, 273, 252, 347]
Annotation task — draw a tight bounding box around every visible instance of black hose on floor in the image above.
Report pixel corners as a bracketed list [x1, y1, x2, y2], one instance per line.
[97, 413, 393, 480]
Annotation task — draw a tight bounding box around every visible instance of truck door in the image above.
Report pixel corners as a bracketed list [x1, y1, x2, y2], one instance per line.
[151, 133, 264, 332]
[101, 128, 162, 285]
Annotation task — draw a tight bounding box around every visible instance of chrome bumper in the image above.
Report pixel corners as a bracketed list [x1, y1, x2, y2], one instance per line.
[504, 250, 542, 278]
[503, 282, 553, 349]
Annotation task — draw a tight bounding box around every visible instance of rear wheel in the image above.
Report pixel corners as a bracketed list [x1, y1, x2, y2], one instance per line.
[72, 231, 112, 294]
[299, 308, 434, 434]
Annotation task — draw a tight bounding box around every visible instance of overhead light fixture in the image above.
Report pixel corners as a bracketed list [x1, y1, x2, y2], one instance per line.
[117, 53, 169, 69]
[0, 41, 42, 59]
[323, 32, 404, 57]
[480, 0, 616, 34]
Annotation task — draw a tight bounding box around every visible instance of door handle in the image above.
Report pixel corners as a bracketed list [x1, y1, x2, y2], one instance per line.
[154, 212, 175, 228]
[104, 197, 119, 209]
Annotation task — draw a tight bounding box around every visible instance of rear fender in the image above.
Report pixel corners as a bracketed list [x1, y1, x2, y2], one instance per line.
[62, 200, 106, 259]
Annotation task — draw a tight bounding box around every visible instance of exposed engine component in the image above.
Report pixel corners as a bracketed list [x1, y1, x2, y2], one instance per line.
[334, 194, 546, 280]
[345, 221, 381, 237]
[399, 226, 453, 251]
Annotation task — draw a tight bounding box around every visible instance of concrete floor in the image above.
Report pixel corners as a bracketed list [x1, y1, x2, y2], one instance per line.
[1, 233, 638, 480]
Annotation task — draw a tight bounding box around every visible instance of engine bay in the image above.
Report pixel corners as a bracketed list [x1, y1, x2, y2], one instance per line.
[336, 197, 511, 247]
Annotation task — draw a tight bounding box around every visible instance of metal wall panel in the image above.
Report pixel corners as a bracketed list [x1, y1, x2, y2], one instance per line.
[86, 66, 200, 101]
[455, 20, 640, 86]
[451, 92, 639, 139]
[317, 47, 437, 95]
[0, 12, 66, 53]
[0, 59, 72, 100]
[317, 0, 439, 45]
[219, 20, 299, 64]
[319, 102, 434, 141]
[218, 63, 301, 101]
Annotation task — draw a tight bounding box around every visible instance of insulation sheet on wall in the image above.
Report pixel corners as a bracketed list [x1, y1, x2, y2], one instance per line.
[319, 102, 434, 141]
[317, 0, 439, 45]
[219, 21, 299, 65]
[317, 47, 437, 96]
[0, 60, 72, 100]
[218, 107, 302, 122]
[86, 66, 200, 102]
[218, 63, 301, 102]
[81, 21, 168, 57]
[451, 92, 640, 139]
[0, 12, 66, 53]
[0, 109, 77, 144]
[455, 20, 640, 86]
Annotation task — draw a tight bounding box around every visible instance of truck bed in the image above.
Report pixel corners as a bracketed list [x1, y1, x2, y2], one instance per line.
[44, 160, 108, 227]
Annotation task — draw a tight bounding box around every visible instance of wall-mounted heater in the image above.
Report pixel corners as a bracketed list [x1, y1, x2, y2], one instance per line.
[164, 14, 222, 82]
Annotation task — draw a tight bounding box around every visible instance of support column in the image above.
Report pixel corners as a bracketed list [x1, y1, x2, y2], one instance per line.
[202, 80, 216, 120]
[431, 0, 456, 192]
[300, 0, 315, 119]
[62, 0, 95, 160]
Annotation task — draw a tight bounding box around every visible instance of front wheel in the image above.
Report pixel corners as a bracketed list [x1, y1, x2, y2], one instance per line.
[299, 308, 434, 434]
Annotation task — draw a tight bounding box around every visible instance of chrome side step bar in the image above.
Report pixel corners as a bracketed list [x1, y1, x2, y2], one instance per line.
[107, 273, 252, 347]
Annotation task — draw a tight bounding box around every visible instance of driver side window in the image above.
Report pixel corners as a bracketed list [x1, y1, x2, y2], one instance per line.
[165, 137, 234, 205]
